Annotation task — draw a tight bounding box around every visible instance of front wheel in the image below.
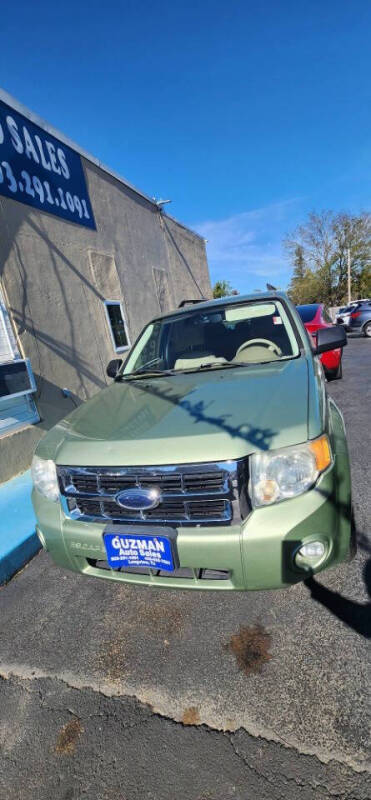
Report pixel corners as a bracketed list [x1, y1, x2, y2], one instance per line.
[347, 508, 358, 561]
[363, 321, 371, 338]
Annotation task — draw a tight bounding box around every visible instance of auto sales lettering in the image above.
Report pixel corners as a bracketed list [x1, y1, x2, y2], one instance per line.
[104, 533, 174, 570]
[0, 99, 95, 228]
[112, 535, 166, 555]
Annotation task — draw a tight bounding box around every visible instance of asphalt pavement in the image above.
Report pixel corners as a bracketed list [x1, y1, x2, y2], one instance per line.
[0, 336, 370, 800]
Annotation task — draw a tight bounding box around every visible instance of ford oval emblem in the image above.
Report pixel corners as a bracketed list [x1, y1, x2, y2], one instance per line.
[116, 487, 161, 511]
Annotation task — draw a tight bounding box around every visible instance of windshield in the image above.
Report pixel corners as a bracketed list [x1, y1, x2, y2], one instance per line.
[123, 300, 299, 376]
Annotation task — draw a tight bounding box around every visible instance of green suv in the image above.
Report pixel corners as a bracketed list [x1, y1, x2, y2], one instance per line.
[31, 292, 352, 591]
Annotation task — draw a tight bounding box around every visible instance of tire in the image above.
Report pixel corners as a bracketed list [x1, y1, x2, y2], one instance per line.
[327, 358, 342, 381]
[347, 508, 358, 561]
[363, 321, 371, 338]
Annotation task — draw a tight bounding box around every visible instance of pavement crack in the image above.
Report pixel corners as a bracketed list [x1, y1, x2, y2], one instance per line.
[1, 663, 370, 777]
[228, 734, 292, 799]
[228, 732, 369, 800]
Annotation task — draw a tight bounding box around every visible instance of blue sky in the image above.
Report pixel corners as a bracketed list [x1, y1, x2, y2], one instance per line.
[1, 1, 370, 292]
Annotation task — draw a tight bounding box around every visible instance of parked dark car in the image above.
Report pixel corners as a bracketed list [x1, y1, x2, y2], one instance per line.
[348, 301, 371, 337]
[337, 299, 370, 331]
[335, 305, 353, 330]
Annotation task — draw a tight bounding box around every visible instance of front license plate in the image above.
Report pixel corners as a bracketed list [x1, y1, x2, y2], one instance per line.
[103, 530, 176, 571]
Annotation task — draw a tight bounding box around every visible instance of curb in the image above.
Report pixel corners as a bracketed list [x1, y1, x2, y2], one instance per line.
[0, 470, 40, 585]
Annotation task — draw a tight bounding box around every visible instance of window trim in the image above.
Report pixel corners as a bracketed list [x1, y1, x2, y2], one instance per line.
[0, 283, 20, 362]
[104, 300, 131, 353]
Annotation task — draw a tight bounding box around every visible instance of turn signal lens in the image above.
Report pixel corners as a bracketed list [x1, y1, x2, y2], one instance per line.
[309, 435, 331, 472]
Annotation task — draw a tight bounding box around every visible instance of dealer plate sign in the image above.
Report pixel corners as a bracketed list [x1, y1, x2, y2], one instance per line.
[104, 531, 176, 571]
[0, 99, 95, 228]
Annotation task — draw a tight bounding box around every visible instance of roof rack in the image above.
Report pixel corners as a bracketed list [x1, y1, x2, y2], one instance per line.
[178, 298, 207, 308]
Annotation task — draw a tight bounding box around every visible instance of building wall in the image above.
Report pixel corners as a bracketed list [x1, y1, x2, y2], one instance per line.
[0, 158, 211, 482]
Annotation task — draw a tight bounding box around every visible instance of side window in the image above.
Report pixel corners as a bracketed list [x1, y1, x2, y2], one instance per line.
[104, 301, 130, 353]
[124, 322, 163, 373]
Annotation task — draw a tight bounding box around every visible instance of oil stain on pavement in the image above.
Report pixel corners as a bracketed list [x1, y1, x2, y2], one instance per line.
[224, 624, 272, 675]
[55, 717, 83, 755]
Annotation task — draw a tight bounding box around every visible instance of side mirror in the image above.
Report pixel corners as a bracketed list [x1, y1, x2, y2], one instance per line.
[314, 327, 347, 355]
[106, 358, 123, 379]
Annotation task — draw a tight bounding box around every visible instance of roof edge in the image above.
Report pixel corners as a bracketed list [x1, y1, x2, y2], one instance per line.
[151, 290, 289, 321]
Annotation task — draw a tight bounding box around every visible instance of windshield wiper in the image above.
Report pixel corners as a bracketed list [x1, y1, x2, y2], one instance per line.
[176, 360, 283, 373]
[188, 361, 250, 372]
[119, 368, 175, 381]
[119, 360, 278, 380]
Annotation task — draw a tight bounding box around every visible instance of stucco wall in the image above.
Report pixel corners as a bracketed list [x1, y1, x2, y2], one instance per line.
[0, 159, 211, 481]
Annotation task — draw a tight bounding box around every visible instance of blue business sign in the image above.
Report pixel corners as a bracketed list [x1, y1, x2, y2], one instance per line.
[0, 99, 95, 229]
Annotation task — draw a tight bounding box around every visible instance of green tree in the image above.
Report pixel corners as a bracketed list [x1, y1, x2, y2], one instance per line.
[287, 245, 320, 304]
[293, 245, 305, 280]
[331, 212, 371, 302]
[213, 280, 233, 298]
[285, 211, 371, 306]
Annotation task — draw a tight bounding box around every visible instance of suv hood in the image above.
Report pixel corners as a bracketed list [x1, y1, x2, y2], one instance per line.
[38, 358, 314, 466]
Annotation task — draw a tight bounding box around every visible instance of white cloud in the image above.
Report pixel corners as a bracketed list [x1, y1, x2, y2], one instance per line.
[193, 199, 302, 292]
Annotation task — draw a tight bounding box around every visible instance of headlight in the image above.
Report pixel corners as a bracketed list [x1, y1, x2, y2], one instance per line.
[250, 435, 332, 508]
[31, 456, 60, 503]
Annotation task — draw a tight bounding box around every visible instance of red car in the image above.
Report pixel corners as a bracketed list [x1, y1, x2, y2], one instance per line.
[296, 304, 343, 380]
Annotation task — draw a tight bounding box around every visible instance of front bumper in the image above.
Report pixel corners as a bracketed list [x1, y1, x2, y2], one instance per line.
[33, 455, 352, 591]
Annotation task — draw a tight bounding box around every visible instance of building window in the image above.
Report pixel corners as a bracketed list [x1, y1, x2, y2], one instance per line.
[104, 301, 130, 352]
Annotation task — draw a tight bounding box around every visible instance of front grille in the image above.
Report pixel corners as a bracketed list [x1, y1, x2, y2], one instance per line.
[72, 476, 98, 494]
[182, 472, 225, 492]
[86, 559, 231, 581]
[73, 497, 229, 523]
[61, 469, 226, 496]
[99, 473, 183, 494]
[58, 462, 240, 526]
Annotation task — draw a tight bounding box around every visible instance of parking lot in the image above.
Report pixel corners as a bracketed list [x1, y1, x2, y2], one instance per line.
[0, 335, 370, 800]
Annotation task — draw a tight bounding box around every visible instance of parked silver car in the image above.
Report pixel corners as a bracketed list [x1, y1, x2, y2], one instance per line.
[336, 299, 370, 330]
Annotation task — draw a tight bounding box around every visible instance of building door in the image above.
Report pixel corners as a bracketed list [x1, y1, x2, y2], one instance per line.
[0, 286, 39, 436]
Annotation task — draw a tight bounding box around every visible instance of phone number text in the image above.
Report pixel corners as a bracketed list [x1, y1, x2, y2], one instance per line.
[0, 160, 91, 220]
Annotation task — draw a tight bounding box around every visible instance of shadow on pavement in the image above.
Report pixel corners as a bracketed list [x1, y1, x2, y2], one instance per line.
[305, 557, 371, 639]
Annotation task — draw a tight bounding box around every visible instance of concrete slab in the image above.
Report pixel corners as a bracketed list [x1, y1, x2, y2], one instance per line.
[1, 673, 369, 800]
[1, 549, 369, 771]
[0, 470, 39, 585]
